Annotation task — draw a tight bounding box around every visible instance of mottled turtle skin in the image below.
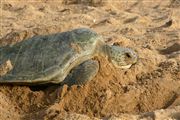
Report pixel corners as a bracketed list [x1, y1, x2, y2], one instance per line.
[0, 28, 137, 85]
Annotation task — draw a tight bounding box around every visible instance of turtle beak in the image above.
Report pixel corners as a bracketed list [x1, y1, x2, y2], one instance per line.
[120, 64, 132, 69]
[133, 54, 138, 64]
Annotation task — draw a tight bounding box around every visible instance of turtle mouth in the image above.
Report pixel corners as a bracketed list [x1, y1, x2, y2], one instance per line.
[111, 60, 133, 69]
[120, 64, 132, 69]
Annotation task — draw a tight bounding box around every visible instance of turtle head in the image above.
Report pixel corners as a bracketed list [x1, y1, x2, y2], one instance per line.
[105, 45, 138, 69]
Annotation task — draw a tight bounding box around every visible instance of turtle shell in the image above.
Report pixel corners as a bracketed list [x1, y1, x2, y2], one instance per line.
[0, 28, 102, 84]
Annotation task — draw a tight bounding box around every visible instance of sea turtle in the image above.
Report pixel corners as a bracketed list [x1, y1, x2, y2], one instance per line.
[0, 28, 138, 86]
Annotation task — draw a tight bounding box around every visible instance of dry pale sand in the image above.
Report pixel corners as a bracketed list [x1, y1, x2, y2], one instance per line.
[0, 0, 180, 120]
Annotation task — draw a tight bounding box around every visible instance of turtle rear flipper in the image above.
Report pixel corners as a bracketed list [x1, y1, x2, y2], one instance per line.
[0, 60, 13, 77]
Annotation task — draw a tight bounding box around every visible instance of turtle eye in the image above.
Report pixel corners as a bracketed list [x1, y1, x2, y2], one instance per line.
[125, 53, 131, 58]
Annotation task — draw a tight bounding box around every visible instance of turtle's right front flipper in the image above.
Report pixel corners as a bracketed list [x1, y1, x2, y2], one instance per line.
[62, 59, 99, 86]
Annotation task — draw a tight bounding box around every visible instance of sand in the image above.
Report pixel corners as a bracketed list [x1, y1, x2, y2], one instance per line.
[0, 0, 180, 119]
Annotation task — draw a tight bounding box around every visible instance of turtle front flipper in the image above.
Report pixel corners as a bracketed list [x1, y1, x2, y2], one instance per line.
[62, 60, 99, 86]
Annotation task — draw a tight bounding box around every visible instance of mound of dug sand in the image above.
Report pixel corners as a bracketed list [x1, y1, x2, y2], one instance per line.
[0, 0, 180, 119]
[43, 106, 180, 120]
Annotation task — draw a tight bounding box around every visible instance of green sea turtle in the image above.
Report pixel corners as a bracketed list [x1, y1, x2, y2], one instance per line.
[0, 28, 137, 86]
